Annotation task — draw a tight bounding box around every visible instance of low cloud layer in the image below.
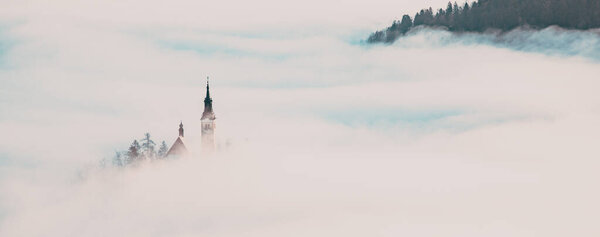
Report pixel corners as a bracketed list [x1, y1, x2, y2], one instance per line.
[395, 26, 600, 60]
[1, 0, 600, 236]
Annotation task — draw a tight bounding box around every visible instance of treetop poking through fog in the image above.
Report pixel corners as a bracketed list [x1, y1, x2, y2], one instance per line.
[368, 0, 600, 43]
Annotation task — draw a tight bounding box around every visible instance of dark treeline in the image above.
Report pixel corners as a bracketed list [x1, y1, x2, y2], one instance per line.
[104, 132, 170, 167]
[368, 0, 600, 43]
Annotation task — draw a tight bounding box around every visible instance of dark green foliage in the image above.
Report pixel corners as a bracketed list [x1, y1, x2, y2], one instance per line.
[367, 0, 600, 43]
[368, 14, 413, 43]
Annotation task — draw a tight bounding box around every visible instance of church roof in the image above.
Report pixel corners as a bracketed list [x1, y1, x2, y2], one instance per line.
[166, 136, 188, 157]
[166, 122, 188, 157]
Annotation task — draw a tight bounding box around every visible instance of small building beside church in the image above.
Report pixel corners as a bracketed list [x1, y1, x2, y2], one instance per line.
[165, 122, 188, 157]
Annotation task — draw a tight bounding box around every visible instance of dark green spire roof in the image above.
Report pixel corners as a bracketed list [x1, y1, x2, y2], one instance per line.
[201, 77, 215, 120]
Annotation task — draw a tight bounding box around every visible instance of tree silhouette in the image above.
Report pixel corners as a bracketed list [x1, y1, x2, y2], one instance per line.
[368, 0, 600, 44]
[141, 133, 156, 159]
[157, 141, 169, 158]
[112, 151, 124, 167]
[127, 140, 141, 164]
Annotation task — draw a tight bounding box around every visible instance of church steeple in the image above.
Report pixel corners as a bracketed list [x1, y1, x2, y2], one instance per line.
[201, 76, 216, 153]
[201, 77, 215, 120]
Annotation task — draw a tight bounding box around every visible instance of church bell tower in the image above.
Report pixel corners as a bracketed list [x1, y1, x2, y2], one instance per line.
[201, 77, 216, 152]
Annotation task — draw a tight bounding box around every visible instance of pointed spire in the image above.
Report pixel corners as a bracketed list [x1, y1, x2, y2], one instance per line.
[178, 121, 184, 137]
[205, 76, 210, 99]
[202, 76, 215, 120]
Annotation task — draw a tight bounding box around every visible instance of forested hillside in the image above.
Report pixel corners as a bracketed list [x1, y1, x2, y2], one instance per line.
[368, 0, 600, 43]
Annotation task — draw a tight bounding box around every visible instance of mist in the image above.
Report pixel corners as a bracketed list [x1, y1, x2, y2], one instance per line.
[1, 0, 600, 236]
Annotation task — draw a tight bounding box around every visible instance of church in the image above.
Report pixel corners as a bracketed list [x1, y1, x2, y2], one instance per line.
[165, 79, 216, 157]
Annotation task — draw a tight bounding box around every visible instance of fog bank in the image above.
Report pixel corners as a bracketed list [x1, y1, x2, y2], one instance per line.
[1, 0, 600, 236]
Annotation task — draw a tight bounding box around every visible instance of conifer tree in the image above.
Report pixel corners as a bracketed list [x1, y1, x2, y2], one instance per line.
[157, 141, 169, 158]
[127, 140, 141, 164]
[112, 151, 124, 167]
[141, 133, 156, 160]
[368, 0, 600, 43]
